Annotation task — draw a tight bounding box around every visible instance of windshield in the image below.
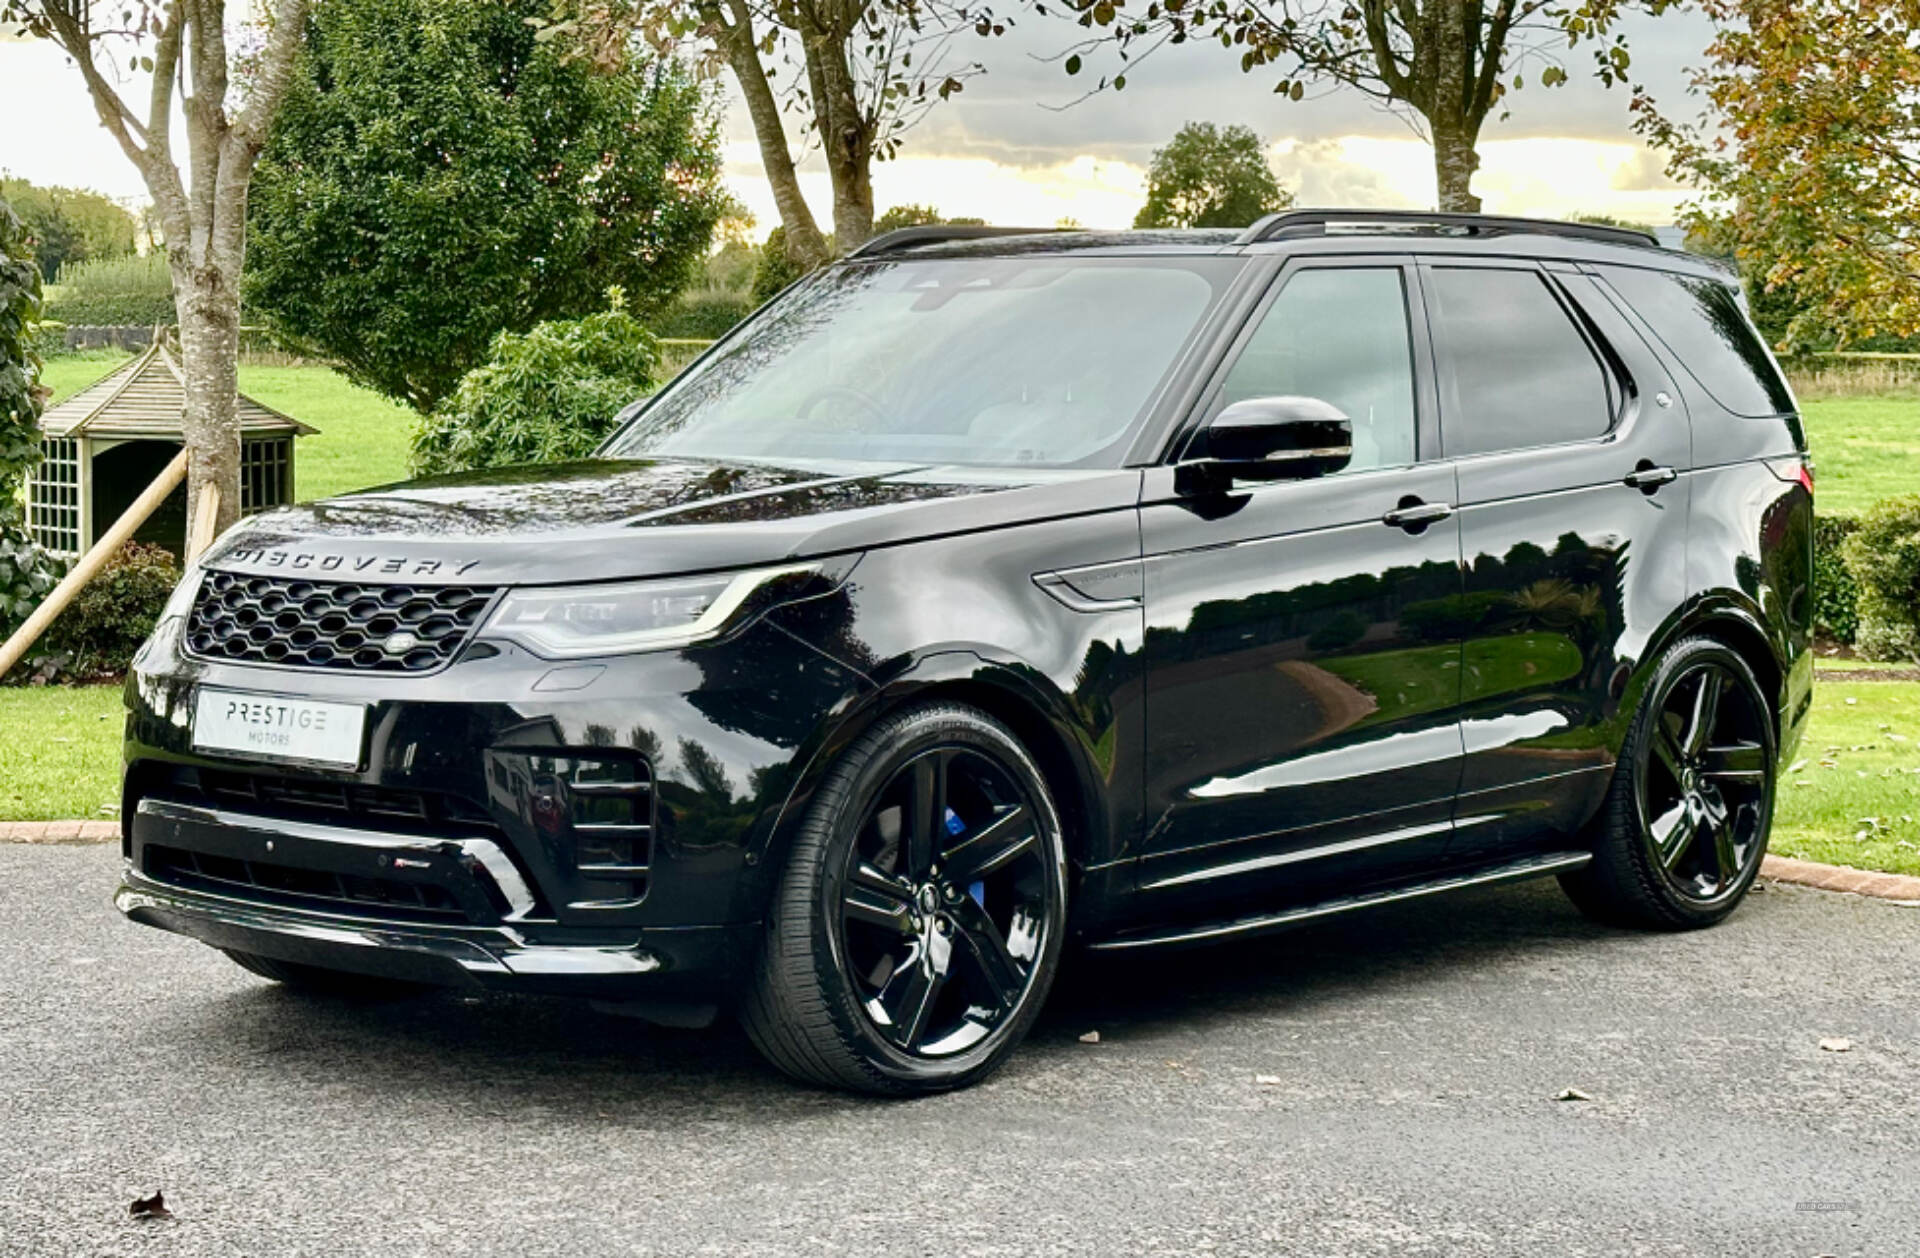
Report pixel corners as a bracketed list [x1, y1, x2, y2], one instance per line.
[606, 255, 1241, 468]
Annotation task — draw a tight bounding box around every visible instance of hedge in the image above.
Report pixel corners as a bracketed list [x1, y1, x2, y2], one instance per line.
[1813, 515, 1861, 644]
[1842, 495, 1920, 662]
[654, 289, 751, 340]
[44, 252, 175, 327]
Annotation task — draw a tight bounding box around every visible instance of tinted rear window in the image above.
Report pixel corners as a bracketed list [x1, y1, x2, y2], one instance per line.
[1600, 266, 1795, 417]
[1427, 267, 1614, 458]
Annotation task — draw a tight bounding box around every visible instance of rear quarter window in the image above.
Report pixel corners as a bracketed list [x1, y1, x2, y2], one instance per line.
[1599, 266, 1795, 417]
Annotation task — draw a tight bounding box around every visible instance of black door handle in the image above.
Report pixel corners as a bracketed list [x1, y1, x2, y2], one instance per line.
[1382, 499, 1454, 532]
[1624, 463, 1678, 492]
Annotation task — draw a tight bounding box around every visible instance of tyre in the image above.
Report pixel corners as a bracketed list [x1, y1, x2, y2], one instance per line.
[740, 702, 1070, 1095]
[1559, 636, 1777, 929]
[220, 948, 426, 999]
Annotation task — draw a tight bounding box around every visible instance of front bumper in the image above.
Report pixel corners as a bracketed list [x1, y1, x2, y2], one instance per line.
[116, 869, 758, 999]
[118, 603, 871, 997]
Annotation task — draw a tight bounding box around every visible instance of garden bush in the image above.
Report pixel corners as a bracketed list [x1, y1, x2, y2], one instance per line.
[0, 524, 64, 642]
[654, 289, 750, 340]
[1842, 496, 1920, 662]
[1813, 515, 1861, 644]
[38, 541, 178, 680]
[43, 252, 175, 327]
[28, 319, 67, 359]
[410, 305, 658, 476]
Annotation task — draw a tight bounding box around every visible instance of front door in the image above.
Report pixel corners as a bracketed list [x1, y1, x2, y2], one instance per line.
[1137, 261, 1465, 913]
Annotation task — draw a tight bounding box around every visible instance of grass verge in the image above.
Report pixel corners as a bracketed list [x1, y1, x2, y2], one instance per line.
[0, 685, 124, 822]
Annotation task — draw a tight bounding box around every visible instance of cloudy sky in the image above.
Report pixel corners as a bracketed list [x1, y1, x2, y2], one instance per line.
[0, 8, 1719, 230]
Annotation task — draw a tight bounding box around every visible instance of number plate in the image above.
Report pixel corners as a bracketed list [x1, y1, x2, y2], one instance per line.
[192, 688, 368, 769]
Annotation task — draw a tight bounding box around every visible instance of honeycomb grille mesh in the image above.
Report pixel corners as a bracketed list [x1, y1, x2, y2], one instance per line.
[184, 571, 498, 672]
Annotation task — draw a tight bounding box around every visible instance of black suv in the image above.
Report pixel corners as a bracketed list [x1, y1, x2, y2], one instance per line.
[119, 211, 1813, 1094]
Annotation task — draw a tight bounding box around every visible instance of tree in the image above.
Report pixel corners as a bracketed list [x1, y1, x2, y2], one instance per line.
[550, 0, 999, 264]
[1633, 1, 1920, 349]
[1133, 122, 1291, 229]
[0, 194, 44, 508]
[1, 0, 308, 544]
[1057, 1, 1666, 212]
[0, 177, 138, 282]
[244, 0, 728, 413]
[873, 204, 987, 231]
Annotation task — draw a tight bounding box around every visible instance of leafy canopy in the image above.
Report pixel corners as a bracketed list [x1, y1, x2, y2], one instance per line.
[1634, 0, 1920, 350]
[410, 301, 660, 477]
[0, 178, 138, 284]
[0, 195, 44, 513]
[246, 0, 727, 413]
[1133, 123, 1291, 229]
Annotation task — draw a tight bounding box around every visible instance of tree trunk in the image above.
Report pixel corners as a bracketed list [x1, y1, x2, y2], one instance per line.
[1432, 121, 1483, 213]
[717, 2, 830, 269]
[171, 261, 244, 540]
[804, 32, 875, 252]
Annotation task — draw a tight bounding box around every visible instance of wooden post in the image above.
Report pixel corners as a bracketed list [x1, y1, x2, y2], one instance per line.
[186, 480, 221, 564]
[0, 448, 190, 680]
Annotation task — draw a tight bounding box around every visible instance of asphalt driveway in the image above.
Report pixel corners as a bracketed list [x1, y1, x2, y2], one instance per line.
[5, 842, 1917, 1257]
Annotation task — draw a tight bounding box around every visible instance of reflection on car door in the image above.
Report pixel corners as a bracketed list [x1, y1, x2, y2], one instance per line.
[1137, 261, 1467, 915]
[1424, 261, 1693, 862]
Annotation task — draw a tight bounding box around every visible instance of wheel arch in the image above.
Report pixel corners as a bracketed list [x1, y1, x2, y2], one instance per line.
[1643, 593, 1787, 742]
[750, 649, 1119, 898]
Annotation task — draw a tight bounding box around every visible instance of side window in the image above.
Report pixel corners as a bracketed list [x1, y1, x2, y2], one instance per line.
[1216, 267, 1417, 474]
[1599, 265, 1795, 417]
[1427, 267, 1614, 458]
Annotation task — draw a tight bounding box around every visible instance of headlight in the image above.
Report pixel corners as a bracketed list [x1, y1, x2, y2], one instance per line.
[480, 560, 850, 658]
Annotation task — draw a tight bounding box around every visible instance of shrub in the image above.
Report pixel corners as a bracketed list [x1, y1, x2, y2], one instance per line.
[654, 289, 750, 340]
[44, 252, 175, 327]
[410, 307, 658, 476]
[39, 541, 178, 680]
[1842, 496, 1920, 662]
[0, 524, 64, 642]
[1813, 515, 1861, 643]
[28, 319, 67, 359]
[751, 226, 809, 304]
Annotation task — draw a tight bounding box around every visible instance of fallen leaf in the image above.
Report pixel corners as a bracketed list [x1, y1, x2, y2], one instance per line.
[1555, 1088, 1592, 1102]
[129, 1190, 172, 1221]
[1788, 759, 1808, 773]
[1818, 1037, 1853, 1053]
[1078, 1030, 1101, 1044]
[1255, 1074, 1282, 1086]
[1846, 697, 1858, 705]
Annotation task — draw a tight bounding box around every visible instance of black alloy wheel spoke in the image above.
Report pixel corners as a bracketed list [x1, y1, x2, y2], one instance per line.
[1700, 740, 1767, 785]
[1650, 800, 1698, 870]
[1709, 804, 1741, 888]
[1684, 669, 1724, 756]
[904, 751, 950, 883]
[947, 897, 1026, 1012]
[875, 938, 948, 1050]
[1652, 724, 1689, 788]
[942, 804, 1037, 884]
[844, 863, 917, 936]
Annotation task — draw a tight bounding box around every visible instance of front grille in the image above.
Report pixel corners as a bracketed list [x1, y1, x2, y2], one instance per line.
[144, 843, 468, 923]
[183, 571, 497, 672]
[174, 765, 499, 837]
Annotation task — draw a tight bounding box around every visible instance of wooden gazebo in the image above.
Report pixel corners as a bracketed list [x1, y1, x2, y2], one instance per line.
[25, 340, 314, 560]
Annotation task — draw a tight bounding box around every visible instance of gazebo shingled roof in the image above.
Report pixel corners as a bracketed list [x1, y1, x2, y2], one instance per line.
[38, 340, 316, 440]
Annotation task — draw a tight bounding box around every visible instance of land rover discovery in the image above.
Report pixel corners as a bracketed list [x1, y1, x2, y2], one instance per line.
[117, 211, 1814, 1094]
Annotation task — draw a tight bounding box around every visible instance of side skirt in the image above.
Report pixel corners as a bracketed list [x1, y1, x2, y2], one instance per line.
[1085, 850, 1592, 953]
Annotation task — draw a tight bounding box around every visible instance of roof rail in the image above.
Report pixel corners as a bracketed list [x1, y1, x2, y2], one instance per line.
[1236, 209, 1660, 250]
[847, 225, 1070, 258]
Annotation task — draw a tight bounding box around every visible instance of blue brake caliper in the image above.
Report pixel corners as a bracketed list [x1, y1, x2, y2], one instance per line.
[943, 808, 988, 907]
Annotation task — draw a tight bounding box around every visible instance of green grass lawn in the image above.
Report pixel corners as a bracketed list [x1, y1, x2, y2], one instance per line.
[7, 677, 1918, 877]
[41, 352, 414, 501]
[0, 685, 124, 822]
[1772, 679, 1920, 875]
[1800, 396, 1920, 517]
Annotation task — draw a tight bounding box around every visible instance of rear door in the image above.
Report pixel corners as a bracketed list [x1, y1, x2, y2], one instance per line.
[1423, 259, 1692, 860]
[1136, 258, 1467, 911]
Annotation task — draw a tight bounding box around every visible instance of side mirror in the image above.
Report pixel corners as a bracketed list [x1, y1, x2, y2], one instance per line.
[1179, 396, 1353, 492]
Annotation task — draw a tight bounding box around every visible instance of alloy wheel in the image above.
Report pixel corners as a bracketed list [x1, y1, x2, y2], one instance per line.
[1635, 658, 1773, 903]
[834, 745, 1054, 1058]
